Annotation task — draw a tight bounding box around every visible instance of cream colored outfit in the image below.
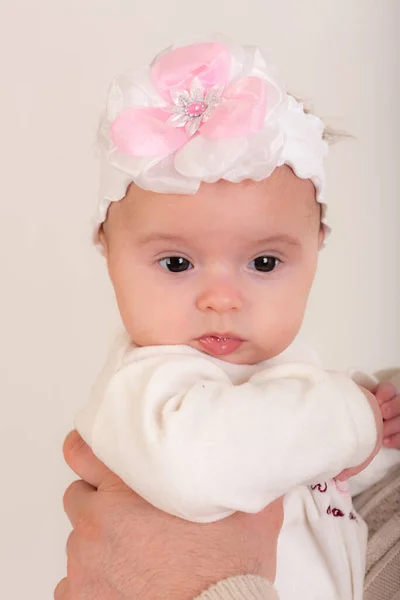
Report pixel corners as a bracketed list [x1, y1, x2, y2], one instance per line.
[75, 333, 400, 599]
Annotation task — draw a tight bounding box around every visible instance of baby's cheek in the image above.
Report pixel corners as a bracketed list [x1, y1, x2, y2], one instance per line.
[259, 299, 305, 356]
[272, 322, 301, 357]
[284, 299, 308, 338]
[122, 292, 190, 346]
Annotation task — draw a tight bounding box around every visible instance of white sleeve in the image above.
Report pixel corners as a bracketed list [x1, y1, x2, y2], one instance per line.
[75, 351, 377, 522]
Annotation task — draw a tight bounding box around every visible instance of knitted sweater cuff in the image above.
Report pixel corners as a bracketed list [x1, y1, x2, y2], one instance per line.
[195, 575, 279, 600]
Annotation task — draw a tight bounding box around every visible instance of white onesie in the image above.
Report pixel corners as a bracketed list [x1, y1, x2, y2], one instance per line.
[75, 332, 400, 600]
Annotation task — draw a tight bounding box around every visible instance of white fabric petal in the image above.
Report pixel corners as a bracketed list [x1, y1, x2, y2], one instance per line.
[238, 44, 279, 83]
[107, 67, 166, 121]
[135, 154, 200, 194]
[222, 123, 284, 183]
[107, 147, 161, 179]
[174, 135, 248, 181]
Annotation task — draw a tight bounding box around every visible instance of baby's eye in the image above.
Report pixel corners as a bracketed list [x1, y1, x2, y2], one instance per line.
[159, 256, 193, 273]
[249, 256, 281, 273]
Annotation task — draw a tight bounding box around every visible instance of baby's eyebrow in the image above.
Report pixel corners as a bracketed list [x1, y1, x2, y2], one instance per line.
[137, 232, 188, 245]
[137, 233, 301, 248]
[253, 235, 301, 248]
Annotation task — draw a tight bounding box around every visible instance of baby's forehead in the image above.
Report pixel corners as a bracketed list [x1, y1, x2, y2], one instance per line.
[107, 168, 320, 243]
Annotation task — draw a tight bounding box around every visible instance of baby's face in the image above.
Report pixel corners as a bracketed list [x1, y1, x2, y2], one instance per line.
[101, 166, 322, 364]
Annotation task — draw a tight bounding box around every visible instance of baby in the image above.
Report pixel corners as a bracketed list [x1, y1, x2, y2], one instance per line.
[76, 37, 400, 599]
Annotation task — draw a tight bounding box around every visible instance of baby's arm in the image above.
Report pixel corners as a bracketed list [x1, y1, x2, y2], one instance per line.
[75, 351, 379, 522]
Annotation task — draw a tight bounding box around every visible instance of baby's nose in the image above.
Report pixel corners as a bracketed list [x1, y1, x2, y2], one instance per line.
[196, 281, 243, 314]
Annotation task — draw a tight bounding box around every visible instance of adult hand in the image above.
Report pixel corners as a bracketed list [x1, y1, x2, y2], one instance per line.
[55, 430, 283, 600]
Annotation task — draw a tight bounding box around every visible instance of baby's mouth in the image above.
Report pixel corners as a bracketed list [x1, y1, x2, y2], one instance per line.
[196, 334, 244, 357]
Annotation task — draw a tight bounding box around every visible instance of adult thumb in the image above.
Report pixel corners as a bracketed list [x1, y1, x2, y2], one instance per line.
[63, 430, 128, 491]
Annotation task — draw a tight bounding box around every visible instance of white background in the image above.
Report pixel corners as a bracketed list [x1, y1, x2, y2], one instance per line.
[1, 1, 399, 598]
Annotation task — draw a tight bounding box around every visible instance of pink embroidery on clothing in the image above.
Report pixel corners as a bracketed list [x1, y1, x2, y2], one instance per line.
[311, 482, 328, 493]
[327, 505, 345, 517]
[312, 481, 358, 522]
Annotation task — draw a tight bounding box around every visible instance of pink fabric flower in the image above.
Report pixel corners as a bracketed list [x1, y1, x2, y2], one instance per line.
[110, 41, 278, 158]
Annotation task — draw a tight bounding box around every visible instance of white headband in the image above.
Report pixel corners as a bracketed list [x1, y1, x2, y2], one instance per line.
[95, 35, 329, 244]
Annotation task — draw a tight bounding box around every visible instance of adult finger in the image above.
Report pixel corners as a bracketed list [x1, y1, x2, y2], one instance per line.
[63, 430, 112, 488]
[375, 382, 397, 406]
[384, 432, 400, 448]
[381, 396, 400, 420]
[383, 415, 400, 439]
[54, 577, 70, 600]
[63, 479, 96, 529]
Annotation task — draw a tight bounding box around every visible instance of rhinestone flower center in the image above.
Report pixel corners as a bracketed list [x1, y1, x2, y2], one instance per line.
[185, 101, 207, 118]
[166, 76, 224, 137]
